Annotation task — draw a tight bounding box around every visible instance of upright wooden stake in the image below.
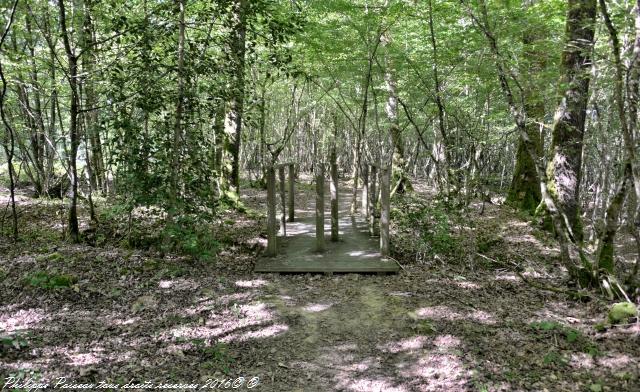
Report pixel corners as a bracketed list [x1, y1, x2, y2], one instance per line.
[330, 146, 339, 241]
[369, 165, 379, 236]
[380, 166, 391, 257]
[315, 167, 325, 252]
[362, 165, 369, 215]
[266, 166, 277, 256]
[288, 163, 295, 222]
[278, 165, 286, 236]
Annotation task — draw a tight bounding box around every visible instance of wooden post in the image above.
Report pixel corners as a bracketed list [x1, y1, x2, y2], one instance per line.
[361, 165, 369, 216]
[369, 165, 379, 237]
[266, 166, 277, 256]
[278, 165, 286, 236]
[330, 146, 339, 241]
[380, 166, 390, 257]
[315, 167, 325, 252]
[288, 163, 295, 222]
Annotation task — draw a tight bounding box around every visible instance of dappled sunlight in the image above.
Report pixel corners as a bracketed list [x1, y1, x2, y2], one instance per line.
[569, 352, 595, 369]
[337, 378, 407, 392]
[110, 316, 140, 326]
[158, 278, 199, 290]
[235, 279, 268, 288]
[398, 352, 468, 391]
[598, 353, 638, 370]
[346, 250, 379, 258]
[494, 272, 519, 282]
[415, 306, 496, 325]
[379, 336, 429, 353]
[302, 303, 333, 313]
[219, 291, 253, 304]
[0, 308, 48, 332]
[452, 280, 480, 290]
[162, 302, 275, 341]
[219, 323, 289, 343]
[433, 334, 461, 349]
[67, 352, 102, 366]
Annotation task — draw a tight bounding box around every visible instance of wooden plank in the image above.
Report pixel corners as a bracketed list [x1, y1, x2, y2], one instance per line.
[254, 259, 399, 273]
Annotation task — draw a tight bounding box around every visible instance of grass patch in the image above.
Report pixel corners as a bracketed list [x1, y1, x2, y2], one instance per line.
[23, 270, 77, 289]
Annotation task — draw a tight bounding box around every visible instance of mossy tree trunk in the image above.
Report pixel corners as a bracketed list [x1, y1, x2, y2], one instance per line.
[507, 23, 545, 213]
[545, 0, 597, 243]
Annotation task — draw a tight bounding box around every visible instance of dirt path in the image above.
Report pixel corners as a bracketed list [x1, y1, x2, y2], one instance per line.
[1, 184, 638, 391]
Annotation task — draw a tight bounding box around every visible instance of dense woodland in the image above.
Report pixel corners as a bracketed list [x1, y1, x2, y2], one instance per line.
[1, 0, 640, 390]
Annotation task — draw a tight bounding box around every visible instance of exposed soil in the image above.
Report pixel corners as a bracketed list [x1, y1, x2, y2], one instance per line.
[0, 182, 638, 392]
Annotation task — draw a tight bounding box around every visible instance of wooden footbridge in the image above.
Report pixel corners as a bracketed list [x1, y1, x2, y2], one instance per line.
[254, 159, 399, 274]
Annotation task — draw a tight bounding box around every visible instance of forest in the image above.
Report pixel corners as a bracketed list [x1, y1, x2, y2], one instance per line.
[0, 0, 639, 390]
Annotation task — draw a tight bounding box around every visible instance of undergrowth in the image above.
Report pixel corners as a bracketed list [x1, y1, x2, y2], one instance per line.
[391, 194, 461, 264]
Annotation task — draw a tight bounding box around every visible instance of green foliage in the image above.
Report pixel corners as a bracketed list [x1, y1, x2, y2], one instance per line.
[192, 340, 234, 375]
[393, 196, 459, 257]
[1, 332, 29, 352]
[35, 252, 64, 263]
[542, 350, 567, 366]
[162, 215, 220, 262]
[23, 270, 77, 290]
[476, 233, 503, 253]
[608, 302, 637, 324]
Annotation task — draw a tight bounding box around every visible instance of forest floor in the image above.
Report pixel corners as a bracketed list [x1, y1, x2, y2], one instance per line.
[0, 181, 639, 392]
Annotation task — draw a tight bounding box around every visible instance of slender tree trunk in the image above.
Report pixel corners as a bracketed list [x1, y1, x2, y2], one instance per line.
[81, 0, 105, 194]
[383, 37, 411, 196]
[428, 0, 449, 193]
[0, 0, 19, 240]
[170, 0, 186, 214]
[224, 0, 247, 195]
[58, 0, 80, 242]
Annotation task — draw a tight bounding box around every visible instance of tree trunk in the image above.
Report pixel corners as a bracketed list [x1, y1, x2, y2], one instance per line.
[224, 0, 247, 195]
[58, 0, 80, 242]
[0, 0, 19, 240]
[507, 22, 545, 212]
[170, 0, 186, 213]
[383, 44, 411, 195]
[545, 0, 597, 242]
[81, 0, 105, 194]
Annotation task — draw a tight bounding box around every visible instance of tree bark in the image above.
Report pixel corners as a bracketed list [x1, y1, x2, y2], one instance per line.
[0, 0, 19, 240]
[170, 0, 186, 213]
[224, 0, 247, 195]
[545, 0, 597, 242]
[58, 0, 80, 242]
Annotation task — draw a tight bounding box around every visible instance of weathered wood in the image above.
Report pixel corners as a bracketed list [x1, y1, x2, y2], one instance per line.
[330, 146, 339, 242]
[288, 163, 295, 222]
[315, 168, 325, 252]
[361, 165, 369, 215]
[278, 165, 286, 236]
[254, 258, 400, 273]
[369, 165, 379, 237]
[266, 166, 277, 256]
[380, 166, 390, 257]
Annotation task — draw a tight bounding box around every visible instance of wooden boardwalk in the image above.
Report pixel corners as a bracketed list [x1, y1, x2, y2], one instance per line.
[254, 184, 400, 274]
